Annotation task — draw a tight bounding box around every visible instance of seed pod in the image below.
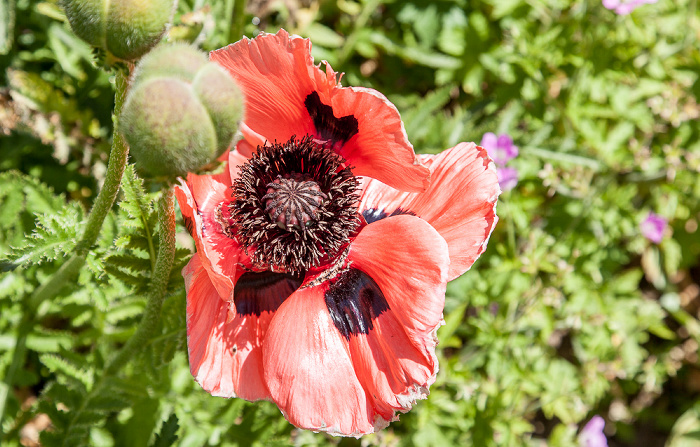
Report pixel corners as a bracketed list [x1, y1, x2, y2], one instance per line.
[120, 44, 244, 179]
[61, 0, 177, 61]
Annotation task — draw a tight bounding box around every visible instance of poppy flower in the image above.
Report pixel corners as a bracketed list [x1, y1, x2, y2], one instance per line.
[175, 29, 500, 436]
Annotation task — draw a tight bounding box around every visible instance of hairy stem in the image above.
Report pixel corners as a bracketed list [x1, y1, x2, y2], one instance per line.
[105, 188, 176, 375]
[30, 70, 130, 311]
[0, 70, 130, 437]
[60, 188, 176, 440]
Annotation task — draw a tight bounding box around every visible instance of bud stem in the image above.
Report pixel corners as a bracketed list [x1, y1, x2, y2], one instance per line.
[105, 187, 176, 375]
[0, 70, 132, 435]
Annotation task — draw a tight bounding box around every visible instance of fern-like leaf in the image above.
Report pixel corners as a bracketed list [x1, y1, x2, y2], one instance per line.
[39, 353, 94, 391]
[152, 414, 180, 447]
[7, 204, 84, 267]
[118, 165, 156, 258]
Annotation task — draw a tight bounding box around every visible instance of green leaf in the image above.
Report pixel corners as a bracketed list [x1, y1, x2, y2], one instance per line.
[7, 204, 84, 267]
[115, 165, 157, 268]
[152, 414, 180, 447]
[305, 23, 345, 48]
[39, 353, 94, 390]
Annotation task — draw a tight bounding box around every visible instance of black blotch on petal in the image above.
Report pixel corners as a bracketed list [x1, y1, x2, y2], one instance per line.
[362, 207, 416, 224]
[304, 91, 359, 145]
[325, 268, 390, 339]
[234, 271, 303, 316]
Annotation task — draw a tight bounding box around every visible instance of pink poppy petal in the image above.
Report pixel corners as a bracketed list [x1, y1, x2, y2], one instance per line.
[184, 254, 271, 400]
[212, 29, 429, 193]
[348, 214, 449, 363]
[262, 284, 376, 436]
[329, 87, 430, 193]
[347, 300, 437, 420]
[210, 29, 320, 146]
[358, 142, 500, 280]
[175, 179, 235, 300]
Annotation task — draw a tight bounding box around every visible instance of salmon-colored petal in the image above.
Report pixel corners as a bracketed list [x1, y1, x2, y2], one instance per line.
[210, 29, 319, 146]
[212, 29, 429, 193]
[183, 254, 269, 399]
[262, 284, 377, 436]
[227, 147, 250, 179]
[319, 263, 441, 424]
[185, 255, 302, 400]
[358, 142, 500, 280]
[348, 214, 449, 367]
[261, 216, 448, 434]
[328, 87, 429, 192]
[347, 306, 436, 419]
[235, 122, 266, 158]
[175, 177, 235, 300]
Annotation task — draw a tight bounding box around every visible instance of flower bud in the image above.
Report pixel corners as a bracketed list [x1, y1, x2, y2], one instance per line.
[62, 0, 177, 61]
[120, 45, 244, 179]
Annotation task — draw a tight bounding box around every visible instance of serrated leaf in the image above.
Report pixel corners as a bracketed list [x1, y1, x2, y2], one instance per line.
[102, 376, 149, 397]
[41, 382, 84, 415]
[8, 204, 84, 267]
[104, 263, 150, 286]
[152, 414, 180, 447]
[119, 165, 155, 230]
[105, 300, 146, 325]
[40, 353, 94, 390]
[26, 328, 75, 352]
[72, 410, 108, 427]
[105, 253, 153, 272]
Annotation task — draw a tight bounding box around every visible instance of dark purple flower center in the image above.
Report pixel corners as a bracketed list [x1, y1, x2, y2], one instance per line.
[230, 136, 360, 275]
[263, 174, 328, 231]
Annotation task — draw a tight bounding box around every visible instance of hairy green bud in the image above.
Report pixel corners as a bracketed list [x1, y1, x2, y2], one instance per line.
[62, 0, 177, 61]
[120, 45, 244, 179]
[132, 43, 208, 85]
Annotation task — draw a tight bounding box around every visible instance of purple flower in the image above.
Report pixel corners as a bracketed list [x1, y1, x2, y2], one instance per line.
[640, 212, 667, 244]
[602, 0, 657, 15]
[480, 132, 519, 166]
[579, 416, 608, 447]
[497, 167, 518, 191]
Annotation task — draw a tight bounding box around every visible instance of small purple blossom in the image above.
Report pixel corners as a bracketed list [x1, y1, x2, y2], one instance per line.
[480, 132, 519, 166]
[481, 132, 519, 192]
[640, 212, 667, 244]
[497, 167, 518, 191]
[602, 0, 657, 15]
[579, 416, 608, 447]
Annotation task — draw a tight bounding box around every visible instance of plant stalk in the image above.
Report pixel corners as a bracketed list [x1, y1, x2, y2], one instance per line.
[0, 70, 131, 438]
[105, 188, 176, 375]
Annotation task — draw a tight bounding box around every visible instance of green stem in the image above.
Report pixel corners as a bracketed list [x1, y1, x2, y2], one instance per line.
[105, 188, 176, 375]
[59, 188, 175, 441]
[75, 71, 130, 255]
[228, 0, 247, 44]
[0, 70, 130, 437]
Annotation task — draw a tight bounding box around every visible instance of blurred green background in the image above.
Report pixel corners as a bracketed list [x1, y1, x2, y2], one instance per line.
[1, 0, 700, 446]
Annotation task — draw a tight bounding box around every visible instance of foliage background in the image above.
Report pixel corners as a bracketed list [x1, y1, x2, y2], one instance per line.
[1, 0, 700, 446]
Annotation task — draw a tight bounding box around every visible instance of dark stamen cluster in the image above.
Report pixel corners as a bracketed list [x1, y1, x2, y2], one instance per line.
[230, 136, 360, 274]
